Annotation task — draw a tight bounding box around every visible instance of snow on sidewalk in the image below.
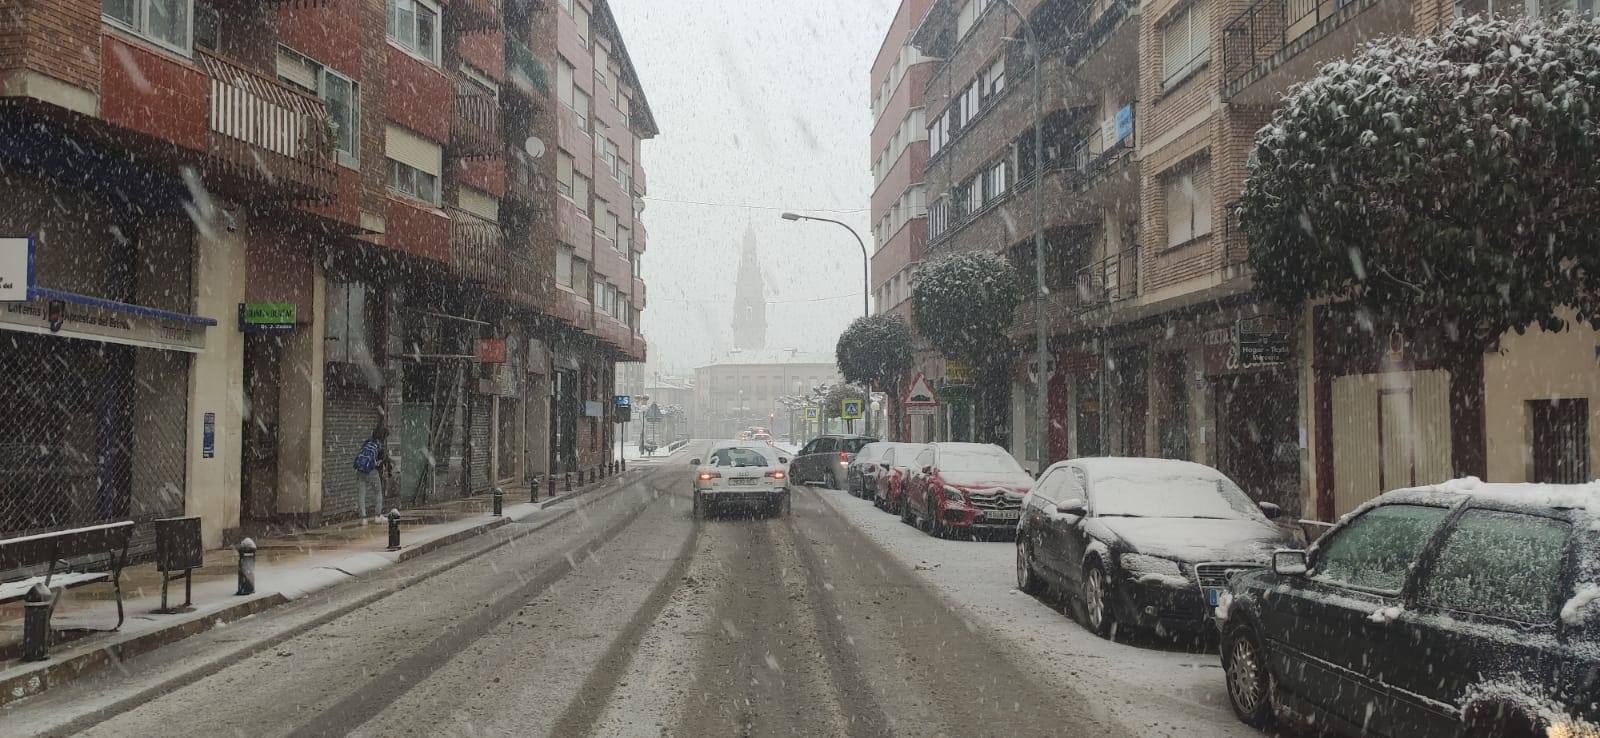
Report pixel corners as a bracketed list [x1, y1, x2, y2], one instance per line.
[810, 487, 1262, 738]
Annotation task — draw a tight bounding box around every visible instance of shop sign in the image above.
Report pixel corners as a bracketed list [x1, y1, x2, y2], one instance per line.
[614, 395, 633, 423]
[202, 412, 216, 459]
[1237, 331, 1290, 368]
[944, 359, 973, 385]
[238, 302, 296, 332]
[584, 400, 604, 418]
[0, 237, 32, 302]
[0, 295, 206, 353]
[477, 338, 508, 364]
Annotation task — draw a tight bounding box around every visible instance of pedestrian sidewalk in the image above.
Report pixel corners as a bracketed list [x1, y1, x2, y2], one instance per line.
[0, 468, 648, 707]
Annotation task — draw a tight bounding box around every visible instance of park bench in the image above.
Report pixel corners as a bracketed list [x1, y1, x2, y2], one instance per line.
[0, 521, 135, 632]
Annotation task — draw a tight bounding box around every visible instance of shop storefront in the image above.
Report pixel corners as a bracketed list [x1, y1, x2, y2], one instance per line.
[1203, 314, 1302, 516]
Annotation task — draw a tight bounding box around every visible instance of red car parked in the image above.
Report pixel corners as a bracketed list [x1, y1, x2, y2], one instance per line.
[872, 443, 927, 514]
[902, 442, 1034, 539]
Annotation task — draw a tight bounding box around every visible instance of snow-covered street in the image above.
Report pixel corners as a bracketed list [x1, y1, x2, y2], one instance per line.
[4, 441, 1282, 736]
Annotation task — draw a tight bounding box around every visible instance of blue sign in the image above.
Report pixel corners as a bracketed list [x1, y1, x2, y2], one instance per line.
[614, 395, 632, 408]
[1114, 105, 1133, 144]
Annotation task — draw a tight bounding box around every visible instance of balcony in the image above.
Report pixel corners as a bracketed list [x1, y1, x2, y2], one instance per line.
[449, 208, 506, 285]
[498, 245, 548, 310]
[1064, 105, 1136, 198]
[505, 38, 551, 99]
[1222, 0, 1411, 101]
[445, 0, 503, 34]
[1074, 248, 1140, 311]
[451, 77, 501, 158]
[199, 49, 337, 201]
[505, 147, 546, 204]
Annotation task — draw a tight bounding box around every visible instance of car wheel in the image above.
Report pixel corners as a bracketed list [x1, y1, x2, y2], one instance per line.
[899, 495, 915, 525]
[692, 490, 704, 520]
[922, 500, 939, 536]
[1221, 624, 1275, 728]
[1082, 562, 1116, 638]
[1016, 538, 1045, 595]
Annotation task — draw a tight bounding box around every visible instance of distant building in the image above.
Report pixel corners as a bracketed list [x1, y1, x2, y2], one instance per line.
[732, 223, 768, 351]
[694, 349, 841, 439]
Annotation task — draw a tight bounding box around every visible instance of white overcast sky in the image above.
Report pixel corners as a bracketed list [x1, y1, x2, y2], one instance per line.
[611, 0, 898, 375]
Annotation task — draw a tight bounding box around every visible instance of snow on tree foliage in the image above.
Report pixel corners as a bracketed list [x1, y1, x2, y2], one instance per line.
[911, 250, 1022, 363]
[1239, 14, 1600, 343]
[835, 314, 913, 388]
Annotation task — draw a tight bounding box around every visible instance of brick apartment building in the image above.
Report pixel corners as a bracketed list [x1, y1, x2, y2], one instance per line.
[902, 0, 1599, 520]
[0, 0, 656, 550]
[869, 0, 939, 441]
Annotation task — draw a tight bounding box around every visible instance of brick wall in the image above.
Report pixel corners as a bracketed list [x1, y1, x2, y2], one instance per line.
[0, 0, 101, 95]
[100, 35, 208, 151]
[1413, 0, 1452, 36]
[323, 381, 383, 520]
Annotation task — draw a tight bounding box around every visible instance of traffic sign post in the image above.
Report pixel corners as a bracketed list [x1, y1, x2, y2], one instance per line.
[903, 372, 939, 417]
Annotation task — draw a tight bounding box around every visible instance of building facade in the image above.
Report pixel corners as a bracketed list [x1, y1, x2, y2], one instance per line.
[870, 0, 938, 442]
[901, 0, 1597, 522]
[692, 350, 842, 441]
[0, 0, 655, 549]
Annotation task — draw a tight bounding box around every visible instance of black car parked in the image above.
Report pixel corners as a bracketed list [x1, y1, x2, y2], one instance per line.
[1015, 457, 1295, 638]
[788, 434, 877, 489]
[1219, 481, 1600, 738]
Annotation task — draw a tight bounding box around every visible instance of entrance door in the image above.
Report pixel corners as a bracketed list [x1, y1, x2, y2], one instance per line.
[1075, 370, 1102, 457]
[496, 397, 520, 484]
[1217, 374, 1300, 510]
[241, 333, 282, 523]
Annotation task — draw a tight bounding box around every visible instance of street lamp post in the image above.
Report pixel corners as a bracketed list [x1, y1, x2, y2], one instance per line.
[780, 212, 873, 439]
[998, 0, 1049, 471]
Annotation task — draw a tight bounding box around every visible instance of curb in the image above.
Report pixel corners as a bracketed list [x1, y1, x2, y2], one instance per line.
[0, 469, 645, 710]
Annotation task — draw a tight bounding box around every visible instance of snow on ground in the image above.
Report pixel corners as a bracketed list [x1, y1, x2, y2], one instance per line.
[811, 486, 1262, 738]
[622, 442, 686, 461]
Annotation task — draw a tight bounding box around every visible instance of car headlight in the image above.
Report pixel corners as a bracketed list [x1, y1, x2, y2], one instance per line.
[942, 486, 967, 504]
[1120, 553, 1185, 580]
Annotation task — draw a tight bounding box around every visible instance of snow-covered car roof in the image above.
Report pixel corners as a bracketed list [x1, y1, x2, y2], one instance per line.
[1379, 477, 1600, 521]
[1068, 456, 1229, 480]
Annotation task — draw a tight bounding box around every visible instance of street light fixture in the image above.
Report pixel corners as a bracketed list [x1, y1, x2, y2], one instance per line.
[779, 211, 874, 438]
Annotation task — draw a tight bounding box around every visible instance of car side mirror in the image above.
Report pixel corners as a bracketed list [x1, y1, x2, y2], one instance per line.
[1055, 498, 1088, 517]
[1272, 549, 1308, 576]
[921, 465, 933, 474]
[689, 458, 701, 466]
[1258, 501, 1282, 519]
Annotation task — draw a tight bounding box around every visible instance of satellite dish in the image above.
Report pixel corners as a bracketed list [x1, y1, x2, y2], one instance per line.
[524, 136, 545, 158]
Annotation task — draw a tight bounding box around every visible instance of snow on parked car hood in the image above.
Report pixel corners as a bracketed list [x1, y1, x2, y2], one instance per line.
[941, 470, 1034, 492]
[1095, 517, 1290, 563]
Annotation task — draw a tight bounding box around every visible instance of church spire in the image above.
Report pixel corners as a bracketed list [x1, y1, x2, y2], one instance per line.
[732, 222, 767, 350]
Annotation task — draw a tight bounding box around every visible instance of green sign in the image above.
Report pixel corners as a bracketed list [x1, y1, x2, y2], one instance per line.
[840, 399, 863, 420]
[239, 302, 297, 331]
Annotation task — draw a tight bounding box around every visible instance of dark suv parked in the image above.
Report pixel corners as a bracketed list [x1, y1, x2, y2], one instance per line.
[788, 434, 877, 489]
[1219, 481, 1600, 738]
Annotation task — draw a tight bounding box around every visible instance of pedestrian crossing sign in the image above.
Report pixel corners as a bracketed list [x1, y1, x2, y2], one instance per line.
[804, 406, 819, 420]
[840, 399, 863, 420]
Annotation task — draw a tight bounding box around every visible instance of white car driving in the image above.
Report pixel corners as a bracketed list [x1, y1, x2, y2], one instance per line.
[690, 442, 791, 519]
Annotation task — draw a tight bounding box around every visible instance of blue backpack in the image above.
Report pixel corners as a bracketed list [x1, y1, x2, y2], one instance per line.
[354, 438, 382, 473]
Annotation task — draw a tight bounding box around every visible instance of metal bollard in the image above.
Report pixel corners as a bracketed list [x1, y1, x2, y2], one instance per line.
[492, 487, 504, 517]
[23, 583, 51, 662]
[565, 472, 573, 492]
[621, 459, 626, 472]
[236, 538, 257, 596]
[386, 509, 402, 551]
[530, 475, 542, 503]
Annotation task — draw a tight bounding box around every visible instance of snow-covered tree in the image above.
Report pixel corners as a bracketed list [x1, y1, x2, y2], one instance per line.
[911, 251, 1023, 444]
[836, 314, 914, 439]
[1238, 14, 1600, 476]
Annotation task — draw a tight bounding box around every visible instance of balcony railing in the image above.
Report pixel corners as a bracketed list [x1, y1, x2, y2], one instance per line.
[1065, 104, 1136, 184]
[1223, 0, 1361, 94]
[1074, 247, 1140, 309]
[505, 148, 546, 204]
[449, 208, 506, 285]
[506, 38, 550, 99]
[451, 78, 501, 158]
[199, 49, 336, 201]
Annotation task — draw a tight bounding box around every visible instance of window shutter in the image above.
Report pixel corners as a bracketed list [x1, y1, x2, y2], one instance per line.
[385, 124, 442, 176]
[277, 49, 319, 93]
[458, 187, 499, 221]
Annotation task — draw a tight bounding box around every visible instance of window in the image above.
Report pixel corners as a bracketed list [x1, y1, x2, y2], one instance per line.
[598, 137, 620, 177]
[1164, 160, 1212, 248]
[595, 202, 618, 242]
[957, 82, 980, 128]
[558, 57, 576, 107]
[388, 160, 438, 203]
[618, 159, 632, 195]
[593, 278, 606, 308]
[325, 281, 375, 365]
[573, 172, 591, 215]
[560, 0, 573, 11]
[557, 244, 575, 288]
[557, 151, 575, 197]
[1532, 398, 1590, 483]
[955, 0, 992, 38]
[929, 112, 947, 157]
[386, 0, 439, 64]
[385, 125, 441, 204]
[984, 160, 1008, 202]
[595, 47, 611, 89]
[1161, 0, 1210, 85]
[632, 251, 642, 278]
[278, 47, 360, 167]
[1420, 510, 1569, 623]
[929, 198, 950, 239]
[1313, 504, 1452, 592]
[576, 4, 592, 48]
[572, 88, 591, 132]
[573, 257, 590, 297]
[960, 175, 982, 215]
[103, 0, 191, 54]
[981, 57, 1006, 103]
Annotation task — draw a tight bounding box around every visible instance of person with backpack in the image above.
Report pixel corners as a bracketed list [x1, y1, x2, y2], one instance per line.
[354, 422, 390, 524]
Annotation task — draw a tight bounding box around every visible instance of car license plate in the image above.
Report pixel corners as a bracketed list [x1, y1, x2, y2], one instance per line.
[1205, 587, 1222, 607]
[729, 477, 757, 486]
[983, 510, 1020, 521]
